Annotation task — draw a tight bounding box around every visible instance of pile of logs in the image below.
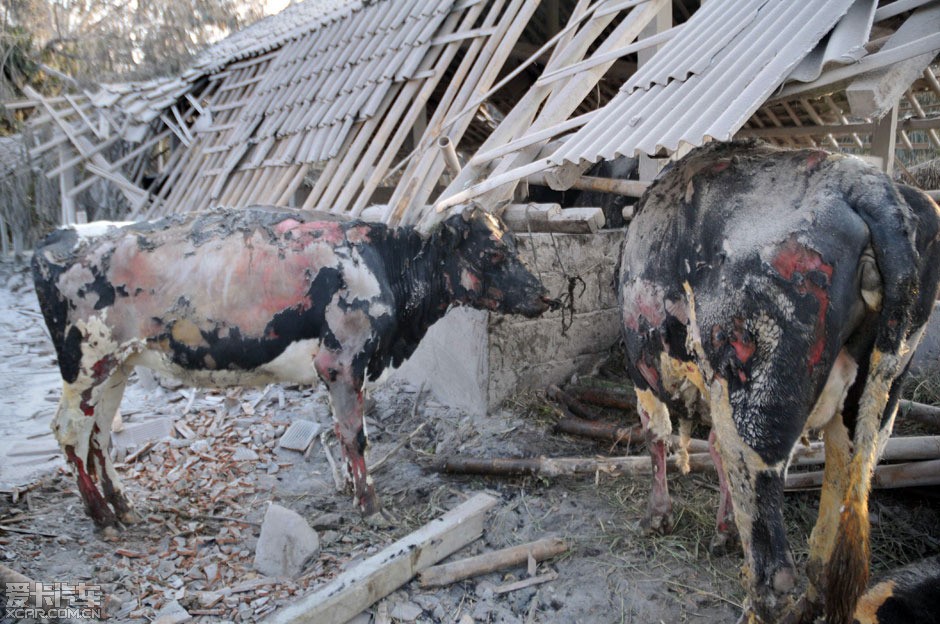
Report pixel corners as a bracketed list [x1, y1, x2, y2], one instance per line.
[436, 379, 940, 491]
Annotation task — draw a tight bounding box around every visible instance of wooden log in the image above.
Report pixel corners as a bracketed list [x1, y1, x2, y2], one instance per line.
[786, 459, 940, 491]
[546, 384, 605, 420]
[565, 385, 635, 412]
[570, 377, 632, 394]
[527, 172, 648, 198]
[267, 493, 498, 624]
[554, 416, 641, 445]
[899, 400, 940, 430]
[419, 537, 567, 587]
[435, 453, 715, 478]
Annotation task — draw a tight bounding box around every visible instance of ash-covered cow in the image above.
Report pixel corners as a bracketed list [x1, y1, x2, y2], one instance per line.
[619, 141, 940, 624]
[33, 206, 557, 529]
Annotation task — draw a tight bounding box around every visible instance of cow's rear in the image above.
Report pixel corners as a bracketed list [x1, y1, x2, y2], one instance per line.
[619, 141, 940, 624]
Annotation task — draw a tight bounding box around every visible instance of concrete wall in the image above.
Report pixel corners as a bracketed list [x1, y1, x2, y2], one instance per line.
[394, 229, 625, 414]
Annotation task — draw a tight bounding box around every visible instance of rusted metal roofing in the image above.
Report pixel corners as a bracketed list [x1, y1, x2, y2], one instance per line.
[551, 0, 861, 164]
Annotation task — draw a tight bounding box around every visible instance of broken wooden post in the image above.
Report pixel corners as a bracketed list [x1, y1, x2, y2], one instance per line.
[438, 136, 462, 177]
[266, 493, 498, 624]
[419, 537, 568, 587]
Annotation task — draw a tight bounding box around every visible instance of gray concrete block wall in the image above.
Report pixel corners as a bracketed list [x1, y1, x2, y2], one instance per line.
[393, 229, 626, 414]
[487, 229, 625, 407]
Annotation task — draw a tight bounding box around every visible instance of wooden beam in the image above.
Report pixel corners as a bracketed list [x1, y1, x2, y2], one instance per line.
[736, 115, 940, 139]
[846, 3, 940, 117]
[266, 493, 498, 624]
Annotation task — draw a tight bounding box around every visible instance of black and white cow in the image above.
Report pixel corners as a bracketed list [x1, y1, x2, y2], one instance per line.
[32, 206, 558, 529]
[618, 141, 940, 624]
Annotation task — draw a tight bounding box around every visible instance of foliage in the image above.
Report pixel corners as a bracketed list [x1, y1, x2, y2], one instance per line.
[0, 0, 264, 87]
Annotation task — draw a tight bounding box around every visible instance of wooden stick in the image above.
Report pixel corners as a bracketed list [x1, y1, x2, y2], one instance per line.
[435, 453, 715, 478]
[565, 386, 635, 412]
[786, 459, 940, 491]
[494, 571, 559, 595]
[0, 525, 61, 538]
[554, 416, 640, 446]
[267, 493, 498, 624]
[899, 400, 940, 430]
[546, 385, 604, 420]
[419, 537, 567, 587]
[569, 377, 631, 394]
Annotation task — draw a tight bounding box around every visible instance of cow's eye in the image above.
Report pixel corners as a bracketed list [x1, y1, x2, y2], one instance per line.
[488, 251, 506, 265]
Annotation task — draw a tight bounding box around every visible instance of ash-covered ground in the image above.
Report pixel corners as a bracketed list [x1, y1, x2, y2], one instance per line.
[1, 259, 937, 624]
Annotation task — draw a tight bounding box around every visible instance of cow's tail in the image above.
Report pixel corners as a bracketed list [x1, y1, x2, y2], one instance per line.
[826, 169, 921, 624]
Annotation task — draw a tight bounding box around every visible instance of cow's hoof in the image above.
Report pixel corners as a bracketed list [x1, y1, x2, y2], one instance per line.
[709, 528, 740, 556]
[641, 511, 674, 535]
[119, 509, 142, 525]
[358, 492, 382, 517]
[100, 525, 120, 539]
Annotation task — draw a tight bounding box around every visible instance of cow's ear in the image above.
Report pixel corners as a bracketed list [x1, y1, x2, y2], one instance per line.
[442, 213, 467, 247]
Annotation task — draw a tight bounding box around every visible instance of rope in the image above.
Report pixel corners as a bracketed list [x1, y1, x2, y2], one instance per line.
[524, 204, 585, 336]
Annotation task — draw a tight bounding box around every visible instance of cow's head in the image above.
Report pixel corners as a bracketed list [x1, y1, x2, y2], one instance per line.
[439, 207, 559, 317]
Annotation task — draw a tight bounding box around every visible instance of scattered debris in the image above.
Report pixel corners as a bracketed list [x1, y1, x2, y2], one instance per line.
[267, 493, 498, 624]
[253, 503, 320, 578]
[111, 417, 176, 457]
[278, 420, 321, 452]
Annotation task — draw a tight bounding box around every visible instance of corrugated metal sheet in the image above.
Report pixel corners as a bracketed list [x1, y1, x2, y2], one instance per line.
[88, 0, 362, 131]
[190, 0, 358, 74]
[787, 0, 876, 83]
[232, 0, 455, 164]
[552, 0, 860, 164]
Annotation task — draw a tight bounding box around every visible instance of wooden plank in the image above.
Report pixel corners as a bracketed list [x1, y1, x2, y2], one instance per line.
[871, 104, 898, 175]
[266, 493, 498, 624]
[501, 203, 561, 230]
[546, 207, 604, 233]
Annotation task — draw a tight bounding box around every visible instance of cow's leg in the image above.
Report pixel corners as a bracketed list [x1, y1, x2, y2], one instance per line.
[635, 388, 673, 534]
[802, 415, 851, 618]
[709, 380, 799, 624]
[90, 372, 139, 525]
[708, 429, 738, 555]
[316, 356, 379, 516]
[53, 382, 120, 529]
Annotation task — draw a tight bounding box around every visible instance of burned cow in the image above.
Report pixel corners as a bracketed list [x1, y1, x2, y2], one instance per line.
[619, 141, 940, 624]
[33, 206, 557, 529]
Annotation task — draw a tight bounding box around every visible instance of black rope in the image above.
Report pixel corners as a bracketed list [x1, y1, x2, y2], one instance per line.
[525, 205, 584, 336]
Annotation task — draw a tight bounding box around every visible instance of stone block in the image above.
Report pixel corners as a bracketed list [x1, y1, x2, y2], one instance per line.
[254, 503, 319, 577]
